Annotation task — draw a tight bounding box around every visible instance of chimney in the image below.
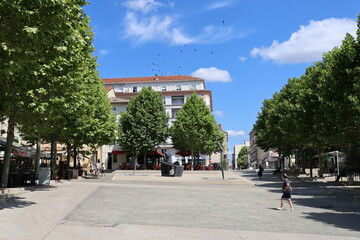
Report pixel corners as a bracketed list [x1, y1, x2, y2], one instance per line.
[154, 74, 158, 80]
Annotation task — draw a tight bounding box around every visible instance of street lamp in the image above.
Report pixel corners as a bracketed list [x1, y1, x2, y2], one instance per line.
[217, 141, 225, 180]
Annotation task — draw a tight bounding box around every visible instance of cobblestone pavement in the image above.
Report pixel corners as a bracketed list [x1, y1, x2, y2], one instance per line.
[0, 170, 359, 240]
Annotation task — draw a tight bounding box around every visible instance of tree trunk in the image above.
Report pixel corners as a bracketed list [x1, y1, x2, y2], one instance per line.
[54, 135, 57, 164]
[50, 134, 55, 177]
[301, 151, 306, 174]
[318, 148, 324, 177]
[143, 152, 147, 170]
[191, 149, 194, 171]
[34, 135, 41, 178]
[133, 152, 138, 175]
[309, 149, 313, 178]
[66, 143, 71, 164]
[73, 144, 77, 168]
[1, 116, 15, 188]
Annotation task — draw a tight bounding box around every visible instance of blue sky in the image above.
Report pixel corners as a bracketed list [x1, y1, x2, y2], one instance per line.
[84, 0, 359, 154]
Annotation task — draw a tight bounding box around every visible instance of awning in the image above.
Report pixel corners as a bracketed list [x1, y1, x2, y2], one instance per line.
[111, 151, 126, 154]
[147, 150, 164, 157]
[175, 150, 191, 156]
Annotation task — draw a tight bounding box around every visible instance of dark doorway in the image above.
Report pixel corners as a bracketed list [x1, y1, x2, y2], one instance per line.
[108, 153, 112, 170]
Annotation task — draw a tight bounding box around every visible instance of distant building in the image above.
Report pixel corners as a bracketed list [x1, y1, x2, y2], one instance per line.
[249, 128, 278, 168]
[101, 75, 215, 170]
[232, 140, 250, 169]
[210, 124, 229, 165]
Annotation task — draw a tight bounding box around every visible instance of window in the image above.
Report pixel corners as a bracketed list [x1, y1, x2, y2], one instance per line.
[161, 86, 166, 91]
[162, 97, 166, 105]
[171, 96, 184, 106]
[113, 107, 117, 111]
[171, 108, 180, 118]
[113, 154, 117, 163]
[133, 87, 137, 93]
[115, 87, 123, 93]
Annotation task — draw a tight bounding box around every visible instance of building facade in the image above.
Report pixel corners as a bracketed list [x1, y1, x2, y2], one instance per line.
[101, 75, 215, 170]
[249, 128, 279, 169]
[210, 124, 229, 166]
[232, 140, 250, 169]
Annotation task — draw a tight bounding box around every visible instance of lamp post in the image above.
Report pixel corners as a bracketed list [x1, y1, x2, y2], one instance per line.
[336, 151, 339, 177]
[217, 141, 225, 180]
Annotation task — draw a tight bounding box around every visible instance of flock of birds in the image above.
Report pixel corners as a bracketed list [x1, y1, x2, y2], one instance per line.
[124, 20, 226, 77]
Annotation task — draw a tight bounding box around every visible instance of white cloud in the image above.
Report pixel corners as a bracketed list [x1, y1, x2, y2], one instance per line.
[191, 67, 232, 83]
[226, 130, 246, 137]
[206, 0, 232, 10]
[98, 49, 109, 56]
[124, 12, 193, 45]
[123, 0, 163, 13]
[213, 110, 225, 117]
[122, 1, 245, 46]
[251, 18, 357, 64]
[195, 25, 242, 44]
[238, 56, 247, 61]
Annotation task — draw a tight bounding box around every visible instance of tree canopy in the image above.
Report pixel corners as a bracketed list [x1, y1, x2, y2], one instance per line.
[0, 0, 116, 187]
[170, 93, 222, 169]
[118, 87, 169, 165]
[254, 14, 360, 175]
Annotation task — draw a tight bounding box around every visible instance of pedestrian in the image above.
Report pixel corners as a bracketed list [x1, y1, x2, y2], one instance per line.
[101, 163, 105, 177]
[96, 160, 101, 177]
[258, 165, 264, 179]
[278, 173, 294, 211]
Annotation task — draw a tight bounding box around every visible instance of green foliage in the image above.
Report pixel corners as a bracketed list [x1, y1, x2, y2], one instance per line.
[170, 93, 223, 167]
[254, 13, 360, 173]
[0, 0, 116, 186]
[237, 146, 248, 169]
[118, 87, 169, 156]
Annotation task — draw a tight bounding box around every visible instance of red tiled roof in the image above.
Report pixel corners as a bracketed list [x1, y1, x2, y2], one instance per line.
[102, 75, 203, 84]
[104, 86, 113, 92]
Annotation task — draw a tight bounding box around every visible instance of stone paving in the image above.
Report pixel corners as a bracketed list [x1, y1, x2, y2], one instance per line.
[0, 170, 359, 239]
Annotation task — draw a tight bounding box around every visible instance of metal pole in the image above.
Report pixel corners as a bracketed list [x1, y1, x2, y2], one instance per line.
[217, 141, 224, 180]
[336, 151, 339, 177]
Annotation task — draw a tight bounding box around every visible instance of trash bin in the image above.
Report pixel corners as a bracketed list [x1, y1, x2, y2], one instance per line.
[64, 169, 73, 179]
[161, 162, 171, 176]
[173, 165, 184, 177]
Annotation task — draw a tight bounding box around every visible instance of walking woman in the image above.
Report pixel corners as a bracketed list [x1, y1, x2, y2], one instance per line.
[278, 173, 294, 211]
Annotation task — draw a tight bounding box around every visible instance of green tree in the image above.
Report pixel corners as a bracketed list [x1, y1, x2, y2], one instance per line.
[254, 14, 360, 176]
[170, 93, 222, 170]
[0, 0, 107, 187]
[118, 87, 169, 172]
[237, 146, 248, 169]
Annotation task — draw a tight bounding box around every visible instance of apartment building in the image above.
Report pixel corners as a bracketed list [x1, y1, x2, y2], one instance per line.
[209, 124, 228, 165]
[249, 128, 279, 169]
[101, 75, 214, 170]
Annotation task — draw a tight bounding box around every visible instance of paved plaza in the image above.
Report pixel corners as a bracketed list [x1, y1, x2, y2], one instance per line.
[0, 170, 359, 240]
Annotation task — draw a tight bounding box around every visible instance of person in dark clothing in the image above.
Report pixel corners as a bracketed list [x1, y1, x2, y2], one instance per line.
[258, 165, 264, 179]
[278, 173, 294, 211]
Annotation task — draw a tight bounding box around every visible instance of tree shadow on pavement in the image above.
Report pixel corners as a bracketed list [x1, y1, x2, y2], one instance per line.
[25, 185, 58, 192]
[0, 197, 36, 210]
[303, 212, 360, 232]
[239, 170, 360, 232]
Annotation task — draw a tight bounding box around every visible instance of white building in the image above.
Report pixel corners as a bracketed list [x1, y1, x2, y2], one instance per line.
[101, 75, 214, 170]
[233, 140, 250, 168]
